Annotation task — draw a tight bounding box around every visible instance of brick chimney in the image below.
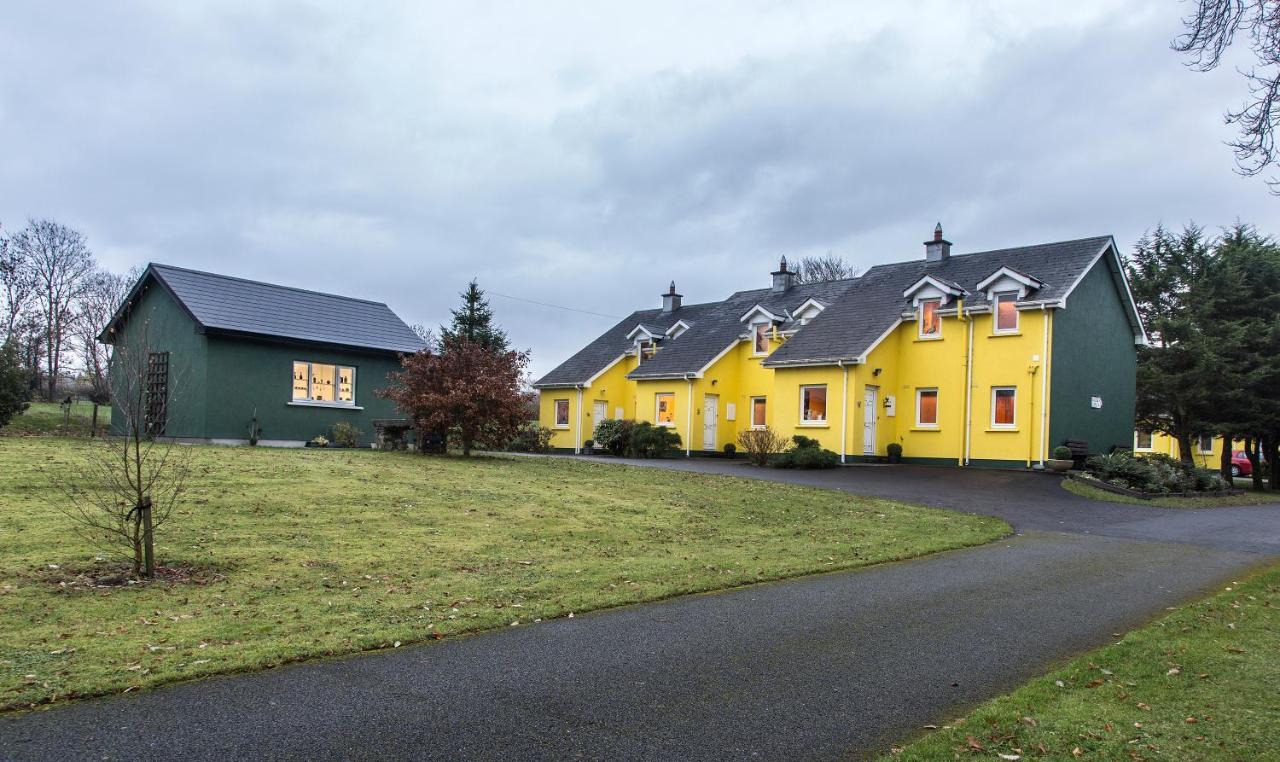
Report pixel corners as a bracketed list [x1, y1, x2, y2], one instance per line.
[661, 281, 682, 312]
[925, 223, 952, 262]
[771, 257, 796, 293]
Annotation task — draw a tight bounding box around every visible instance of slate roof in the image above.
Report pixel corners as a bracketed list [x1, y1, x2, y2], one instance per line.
[534, 235, 1136, 385]
[765, 236, 1117, 366]
[104, 263, 425, 354]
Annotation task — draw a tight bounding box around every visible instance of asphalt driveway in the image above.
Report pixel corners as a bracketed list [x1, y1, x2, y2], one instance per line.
[4, 462, 1279, 761]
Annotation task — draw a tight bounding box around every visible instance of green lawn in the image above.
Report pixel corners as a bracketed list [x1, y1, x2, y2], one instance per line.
[1062, 477, 1278, 509]
[3, 401, 110, 437]
[0, 438, 1008, 711]
[884, 563, 1280, 760]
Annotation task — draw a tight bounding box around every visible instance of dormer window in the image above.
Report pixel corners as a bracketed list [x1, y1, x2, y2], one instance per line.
[994, 292, 1019, 333]
[919, 299, 942, 338]
[753, 324, 771, 355]
[636, 339, 656, 363]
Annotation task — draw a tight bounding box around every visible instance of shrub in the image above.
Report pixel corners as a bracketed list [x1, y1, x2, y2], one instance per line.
[722, 442, 736, 457]
[0, 342, 30, 431]
[593, 418, 635, 456]
[583, 439, 594, 450]
[737, 426, 786, 466]
[1052, 445, 1073, 460]
[887, 442, 903, 458]
[1195, 468, 1228, 492]
[310, 435, 330, 447]
[507, 423, 554, 453]
[331, 421, 362, 448]
[628, 422, 681, 458]
[1085, 451, 1219, 493]
[772, 434, 840, 469]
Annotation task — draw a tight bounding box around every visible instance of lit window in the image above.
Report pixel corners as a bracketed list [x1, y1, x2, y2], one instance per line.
[800, 385, 827, 423]
[292, 361, 356, 406]
[992, 387, 1016, 428]
[1136, 430, 1153, 450]
[1198, 434, 1214, 453]
[994, 293, 1018, 333]
[919, 299, 941, 337]
[554, 399, 569, 428]
[655, 393, 676, 426]
[751, 396, 767, 428]
[916, 389, 938, 427]
[753, 323, 771, 355]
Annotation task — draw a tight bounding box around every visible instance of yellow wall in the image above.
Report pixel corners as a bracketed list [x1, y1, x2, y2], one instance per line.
[538, 300, 1060, 465]
[1135, 430, 1238, 468]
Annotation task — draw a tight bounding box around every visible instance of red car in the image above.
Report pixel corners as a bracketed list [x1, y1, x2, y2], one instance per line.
[1231, 451, 1258, 477]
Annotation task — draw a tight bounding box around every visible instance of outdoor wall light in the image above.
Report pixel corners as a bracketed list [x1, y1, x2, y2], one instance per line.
[873, 368, 882, 376]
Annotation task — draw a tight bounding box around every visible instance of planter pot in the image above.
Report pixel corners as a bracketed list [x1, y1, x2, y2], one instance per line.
[887, 454, 901, 464]
[1047, 458, 1073, 473]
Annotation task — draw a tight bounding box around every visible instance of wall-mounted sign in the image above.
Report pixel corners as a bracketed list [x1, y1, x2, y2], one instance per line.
[1090, 396, 1103, 409]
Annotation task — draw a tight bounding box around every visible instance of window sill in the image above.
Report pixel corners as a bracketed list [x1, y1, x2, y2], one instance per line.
[798, 422, 829, 428]
[554, 425, 570, 430]
[656, 423, 676, 428]
[288, 401, 363, 410]
[910, 426, 941, 432]
[913, 336, 943, 343]
[985, 427, 1019, 433]
[988, 331, 1021, 338]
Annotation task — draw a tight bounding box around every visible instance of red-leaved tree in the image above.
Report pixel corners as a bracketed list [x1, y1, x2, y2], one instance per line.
[381, 338, 531, 456]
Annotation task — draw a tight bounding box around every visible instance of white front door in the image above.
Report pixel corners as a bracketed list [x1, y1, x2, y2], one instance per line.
[592, 400, 608, 439]
[863, 386, 878, 455]
[702, 395, 718, 450]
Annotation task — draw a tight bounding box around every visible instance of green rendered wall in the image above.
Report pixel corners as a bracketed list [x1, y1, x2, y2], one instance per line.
[203, 336, 404, 445]
[1049, 252, 1137, 455]
[108, 281, 209, 438]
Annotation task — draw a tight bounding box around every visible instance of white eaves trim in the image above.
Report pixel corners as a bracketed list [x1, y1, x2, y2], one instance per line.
[695, 338, 744, 376]
[664, 319, 691, 338]
[738, 304, 785, 324]
[584, 353, 629, 387]
[903, 275, 967, 305]
[791, 297, 827, 320]
[855, 319, 905, 363]
[1058, 237, 1150, 346]
[976, 266, 1043, 293]
[625, 324, 662, 341]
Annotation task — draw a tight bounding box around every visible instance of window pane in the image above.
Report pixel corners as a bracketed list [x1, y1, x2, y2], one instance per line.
[921, 300, 940, 336]
[1137, 430, 1153, 449]
[310, 363, 336, 402]
[918, 390, 938, 425]
[754, 324, 770, 353]
[293, 362, 309, 400]
[338, 367, 355, 402]
[996, 294, 1018, 331]
[994, 388, 1015, 425]
[752, 397, 767, 427]
[802, 386, 826, 422]
[656, 393, 675, 424]
[555, 399, 569, 426]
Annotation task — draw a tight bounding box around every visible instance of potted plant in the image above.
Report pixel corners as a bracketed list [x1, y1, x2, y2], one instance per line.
[1048, 445, 1074, 472]
[723, 442, 737, 459]
[886, 442, 903, 464]
[582, 439, 594, 455]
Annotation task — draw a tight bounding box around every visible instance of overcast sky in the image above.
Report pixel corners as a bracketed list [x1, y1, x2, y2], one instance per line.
[1, 1, 1272, 377]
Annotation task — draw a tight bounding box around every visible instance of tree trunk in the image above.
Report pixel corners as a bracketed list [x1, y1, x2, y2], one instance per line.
[1176, 433, 1195, 464]
[1220, 433, 1233, 480]
[141, 497, 155, 578]
[91, 403, 99, 437]
[1267, 435, 1279, 493]
[1246, 437, 1264, 492]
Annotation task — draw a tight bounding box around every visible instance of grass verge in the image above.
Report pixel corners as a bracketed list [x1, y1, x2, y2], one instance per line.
[0, 437, 1008, 711]
[1062, 477, 1277, 509]
[884, 563, 1279, 760]
[3, 401, 110, 438]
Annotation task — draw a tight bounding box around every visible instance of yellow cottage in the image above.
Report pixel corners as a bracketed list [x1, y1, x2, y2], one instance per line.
[535, 227, 1147, 468]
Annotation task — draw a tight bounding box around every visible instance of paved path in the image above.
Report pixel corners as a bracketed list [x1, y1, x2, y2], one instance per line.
[4, 462, 1279, 761]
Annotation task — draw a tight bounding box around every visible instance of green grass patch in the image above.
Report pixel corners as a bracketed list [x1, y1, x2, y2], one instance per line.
[1062, 477, 1278, 509]
[3, 401, 110, 438]
[884, 564, 1280, 760]
[0, 438, 1008, 711]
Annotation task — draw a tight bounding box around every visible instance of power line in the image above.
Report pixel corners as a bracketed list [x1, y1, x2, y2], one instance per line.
[488, 291, 623, 320]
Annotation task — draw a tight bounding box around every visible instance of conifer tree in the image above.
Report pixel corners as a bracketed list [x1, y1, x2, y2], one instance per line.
[440, 279, 508, 354]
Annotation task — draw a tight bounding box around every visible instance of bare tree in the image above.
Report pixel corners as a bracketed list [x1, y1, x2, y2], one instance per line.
[1174, 1, 1280, 190]
[11, 219, 96, 400]
[60, 315, 192, 577]
[72, 268, 133, 434]
[0, 222, 36, 343]
[793, 253, 861, 284]
[737, 426, 787, 466]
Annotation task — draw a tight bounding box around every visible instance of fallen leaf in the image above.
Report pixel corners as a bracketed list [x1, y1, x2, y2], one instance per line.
[966, 736, 985, 751]
[999, 755, 1021, 761]
[1136, 702, 1151, 711]
[1086, 679, 1105, 688]
[1166, 667, 1181, 676]
[1072, 747, 1083, 758]
[1185, 717, 1198, 724]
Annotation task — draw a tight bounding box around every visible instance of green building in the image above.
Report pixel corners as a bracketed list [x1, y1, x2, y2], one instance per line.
[100, 264, 423, 446]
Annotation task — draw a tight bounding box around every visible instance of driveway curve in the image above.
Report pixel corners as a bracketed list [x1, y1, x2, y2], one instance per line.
[3, 461, 1279, 761]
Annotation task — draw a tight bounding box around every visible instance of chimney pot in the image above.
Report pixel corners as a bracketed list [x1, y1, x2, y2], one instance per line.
[771, 257, 796, 292]
[661, 281, 683, 312]
[924, 223, 952, 262]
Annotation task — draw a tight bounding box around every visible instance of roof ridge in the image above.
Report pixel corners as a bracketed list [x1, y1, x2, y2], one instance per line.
[871, 235, 1112, 271]
[149, 262, 391, 307]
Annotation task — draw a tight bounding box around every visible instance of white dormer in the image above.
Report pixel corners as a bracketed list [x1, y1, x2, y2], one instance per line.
[664, 320, 691, 339]
[975, 267, 1043, 300]
[902, 275, 966, 307]
[738, 304, 785, 324]
[791, 298, 827, 325]
[625, 324, 662, 342]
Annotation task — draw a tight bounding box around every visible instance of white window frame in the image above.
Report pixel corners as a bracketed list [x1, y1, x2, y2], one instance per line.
[915, 388, 939, 428]
[655, 392, 676, 427]
[993, 292, 1019, 334]
[799, 384, 828, 425]
[750, 396, 767, 429]
[290, 360, 359, 409]
[1135, 430, 1154, 451]
[1198, 434, 1214, 454]
[553, 399, 570, 428]
[752, 323, 771, 356]
[918, 298, 942, 339]
[991, 386, 1017, 429]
